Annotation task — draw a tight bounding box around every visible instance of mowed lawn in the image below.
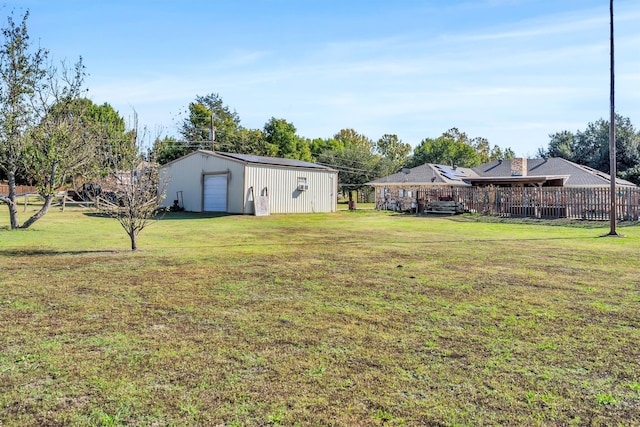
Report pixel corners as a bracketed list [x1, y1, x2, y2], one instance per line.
[1, 207, 639, 426]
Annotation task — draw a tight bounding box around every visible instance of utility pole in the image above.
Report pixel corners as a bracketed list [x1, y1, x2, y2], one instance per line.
[606, 0, 620, 236]
[210, 113, 216, 152]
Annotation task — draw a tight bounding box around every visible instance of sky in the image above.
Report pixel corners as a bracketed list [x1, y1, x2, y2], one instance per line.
[5, 0, 640, 156]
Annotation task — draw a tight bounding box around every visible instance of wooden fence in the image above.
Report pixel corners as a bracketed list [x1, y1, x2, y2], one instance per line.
[416, 186, 640, 221]
[0, 184, 37, 196]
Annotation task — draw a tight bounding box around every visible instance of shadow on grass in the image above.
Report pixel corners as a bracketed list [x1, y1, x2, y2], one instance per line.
[82, 211, 235, 220]
[0, 248, 120, 257]
[387, 212, 640, 229]
[157, 212, 235, 221]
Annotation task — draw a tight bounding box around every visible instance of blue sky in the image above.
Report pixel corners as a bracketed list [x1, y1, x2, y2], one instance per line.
[6, 0, 640, 156]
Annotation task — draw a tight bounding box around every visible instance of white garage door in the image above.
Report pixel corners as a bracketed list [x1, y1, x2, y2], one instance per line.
[203, 174, 227, 212]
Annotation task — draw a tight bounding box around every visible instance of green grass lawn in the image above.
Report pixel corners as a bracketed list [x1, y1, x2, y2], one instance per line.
[1, 207, 639, 426]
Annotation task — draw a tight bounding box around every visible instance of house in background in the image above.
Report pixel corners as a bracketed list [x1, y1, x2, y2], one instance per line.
[160, 150, 338, 214]
[368, 158, 638, 219]
[468, 157, 636, 188]
[367, 163, 476, 211]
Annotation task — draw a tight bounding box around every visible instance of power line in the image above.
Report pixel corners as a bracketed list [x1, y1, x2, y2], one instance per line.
[316, 162, 376, 175]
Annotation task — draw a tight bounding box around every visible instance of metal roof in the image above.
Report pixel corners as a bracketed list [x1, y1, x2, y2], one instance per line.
[200, 151, 337, 171]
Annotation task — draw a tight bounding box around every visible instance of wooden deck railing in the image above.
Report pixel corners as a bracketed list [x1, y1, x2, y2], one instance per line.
[416, 186, 640, 221]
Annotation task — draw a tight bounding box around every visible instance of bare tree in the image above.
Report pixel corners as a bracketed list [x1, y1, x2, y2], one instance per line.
[93, 114, 166, 250]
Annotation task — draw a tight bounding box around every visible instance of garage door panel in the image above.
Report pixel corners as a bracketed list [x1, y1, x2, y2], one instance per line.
[203, 175, 227, 212]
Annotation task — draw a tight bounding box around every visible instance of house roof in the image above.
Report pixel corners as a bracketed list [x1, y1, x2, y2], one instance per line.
[368, 163, 476, 187]
[466, 175, 569, 186]
[162, 150, 337, 172]
[368, 157, 637, 188]
[472, 158, 637, 187]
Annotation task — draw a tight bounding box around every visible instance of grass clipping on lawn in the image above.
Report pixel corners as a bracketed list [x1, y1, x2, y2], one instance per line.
[1, 209, 639, 426]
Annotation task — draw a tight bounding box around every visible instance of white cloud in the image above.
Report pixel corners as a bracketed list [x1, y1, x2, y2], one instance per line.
[79, 0, 640, 156]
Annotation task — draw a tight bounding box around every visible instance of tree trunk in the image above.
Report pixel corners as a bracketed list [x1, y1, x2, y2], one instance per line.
[348, 190, 357, 210]
[20, 194, 54, 229]
[20, 161, 59, 229]
[7, 171, 20, 229]
[130, 230, 137, 251]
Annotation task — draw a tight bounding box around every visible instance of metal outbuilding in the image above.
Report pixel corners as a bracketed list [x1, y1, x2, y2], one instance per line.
[160, 150, 338, 214]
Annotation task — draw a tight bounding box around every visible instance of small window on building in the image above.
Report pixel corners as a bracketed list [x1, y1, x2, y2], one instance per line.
[399, 189, 405, 197]
[297, 177, 309, 191]
[406, 190, 412, 198]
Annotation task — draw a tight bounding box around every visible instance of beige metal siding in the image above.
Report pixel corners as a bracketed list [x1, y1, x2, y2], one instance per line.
[160, 151, 337, 214]
[160, 152, 245, 213]
[245, 165, 337, 213]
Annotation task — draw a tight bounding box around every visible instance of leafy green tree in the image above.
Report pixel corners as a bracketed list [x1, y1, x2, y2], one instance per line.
[574, 121, 609, 170]
[375, 133, 411, 176]
[225, 127, 275, 156]
[333, 128, 373, 151]
[313, 129, 383, 204]
[53, 99, 131, 176]
[262, 117, 312, 160]
[472, 136, 491, 163]
[490, 145, 516, 161]
[178, 93, 241, 152]
[442, 127, 470, 145]
[0, 11, 48, 229]
[540, 114, 640, 184]
[151, 135, 190, 164]
[541, 130, 575, 159]
[86, 101, 130, 167]
[180, 102, 215, 149]
[263, 117, 296, 158]
[309, 137, 344, 160]
[408, 136, 480, 168]
[20, 72, 107, 229]
[296, 138, 313, 162]
[153, 93, 243, 162]
[620, 164, 640, 184]
[0, 11, 93, 229]
[317, 144, 381, 204]
[406, 128, 513, 168]
[476, 139, 515, 162]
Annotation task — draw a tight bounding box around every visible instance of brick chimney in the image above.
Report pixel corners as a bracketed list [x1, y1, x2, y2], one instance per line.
[511, 158, 527, 176]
